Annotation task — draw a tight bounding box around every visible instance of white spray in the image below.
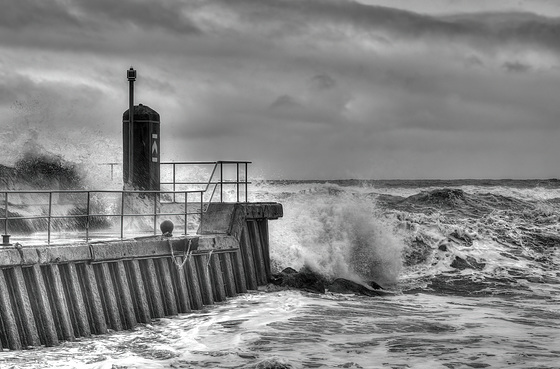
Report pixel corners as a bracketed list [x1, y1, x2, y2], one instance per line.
[267, 186, 405, 287]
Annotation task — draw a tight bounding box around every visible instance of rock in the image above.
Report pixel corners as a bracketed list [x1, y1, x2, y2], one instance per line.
[270, 266, 387, 296]
[366, 280, 384, 290]
[281, 267, 298, 274]
[270, 265, 328, 293]
[327, 278, 386, 297]
[438, 244, 448, 252]
[450, 256, 486, 270]
[269, 267, 299, 285]
[268, 274, 283, 285]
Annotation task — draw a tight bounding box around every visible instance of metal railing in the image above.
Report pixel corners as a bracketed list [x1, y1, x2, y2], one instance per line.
[1, 189, 204, 245]
[160, 161, 251, 203]
[100, 160, 251, 203]
[2, 161, 251, 245]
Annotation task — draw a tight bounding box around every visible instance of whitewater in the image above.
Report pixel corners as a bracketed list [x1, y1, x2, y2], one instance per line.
[1, 179, 559, 368]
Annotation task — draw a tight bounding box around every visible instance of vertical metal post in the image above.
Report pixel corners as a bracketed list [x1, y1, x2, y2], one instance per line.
[153, 191, 158, 235]
[3, 192, 8, 236]
[127, 67, 136, 186]
[85, 192, 91, 242]
[220, 162, 223, 202]
[236, 163, 240, 203]
[173, 163, 176, 203]
[200, 191, 203, 226]
[120, 191, 125, 239]
[184, 192, 188, 235]
[47, 192, 52, 245]
[245, 163, 248, 203]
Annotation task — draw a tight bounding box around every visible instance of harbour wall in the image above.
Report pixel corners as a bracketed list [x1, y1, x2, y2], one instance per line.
[0, 202, 282, 350]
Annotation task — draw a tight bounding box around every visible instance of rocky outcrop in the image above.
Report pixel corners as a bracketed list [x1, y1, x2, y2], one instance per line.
[269, 266, 388, 296]
[270, 266, 328, 293]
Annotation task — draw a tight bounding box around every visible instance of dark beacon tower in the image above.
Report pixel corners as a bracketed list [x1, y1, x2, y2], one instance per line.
[122, 67, 160, 191]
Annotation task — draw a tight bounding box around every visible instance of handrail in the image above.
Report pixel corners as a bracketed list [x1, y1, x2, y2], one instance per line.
[161, 160, 252, 164]
[201, 162, 220, 193]
[1, 160, 252, 245]
[1, 189, 205, 245]
[158, 160, 250, 203]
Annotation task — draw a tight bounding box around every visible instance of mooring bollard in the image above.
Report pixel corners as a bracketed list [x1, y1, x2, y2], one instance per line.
[160, 219, 174, 236]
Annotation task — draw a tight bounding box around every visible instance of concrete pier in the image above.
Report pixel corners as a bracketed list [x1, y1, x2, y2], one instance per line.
[0, 202, 282, 350]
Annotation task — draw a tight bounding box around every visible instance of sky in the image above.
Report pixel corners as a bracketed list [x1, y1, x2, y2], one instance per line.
[2, 0, 560, 180]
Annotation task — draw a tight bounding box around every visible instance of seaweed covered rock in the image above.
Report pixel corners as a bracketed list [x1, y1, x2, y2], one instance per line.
[271, 266, 328, 293]
[270, 266, 387, 296]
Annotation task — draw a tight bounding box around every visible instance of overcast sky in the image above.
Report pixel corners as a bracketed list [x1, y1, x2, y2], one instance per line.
[2, 0, 560, 179]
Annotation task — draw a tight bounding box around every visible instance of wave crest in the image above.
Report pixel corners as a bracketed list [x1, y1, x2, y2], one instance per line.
[269, 194, 404, 287]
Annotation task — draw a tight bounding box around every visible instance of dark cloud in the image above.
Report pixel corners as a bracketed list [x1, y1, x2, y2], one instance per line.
[1, 1, 296, 60]
[0, 0, 80, 28]
[3, 0, 560, 62]
[0, 0, 200, 36]
[2, 0, 560, 179]
[74, 0, 201, 34]
[219, 0, 467, 37]
[502, 61, 532, 73]
[218, 0, 560, 54]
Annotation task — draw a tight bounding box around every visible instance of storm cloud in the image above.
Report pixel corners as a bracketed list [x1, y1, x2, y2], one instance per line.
[1, 0, 560, 179]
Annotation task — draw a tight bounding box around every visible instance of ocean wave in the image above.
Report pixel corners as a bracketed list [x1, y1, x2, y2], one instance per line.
[261, 183, 560, 297]
[268, 193, 405, 287]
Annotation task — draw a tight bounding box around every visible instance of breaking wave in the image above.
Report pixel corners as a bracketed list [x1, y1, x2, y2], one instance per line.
[262, 182, 560, 295]
[268, 189, 405, 287]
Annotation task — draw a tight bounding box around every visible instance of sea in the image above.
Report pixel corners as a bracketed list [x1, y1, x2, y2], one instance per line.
[1, 179, 559, 369]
